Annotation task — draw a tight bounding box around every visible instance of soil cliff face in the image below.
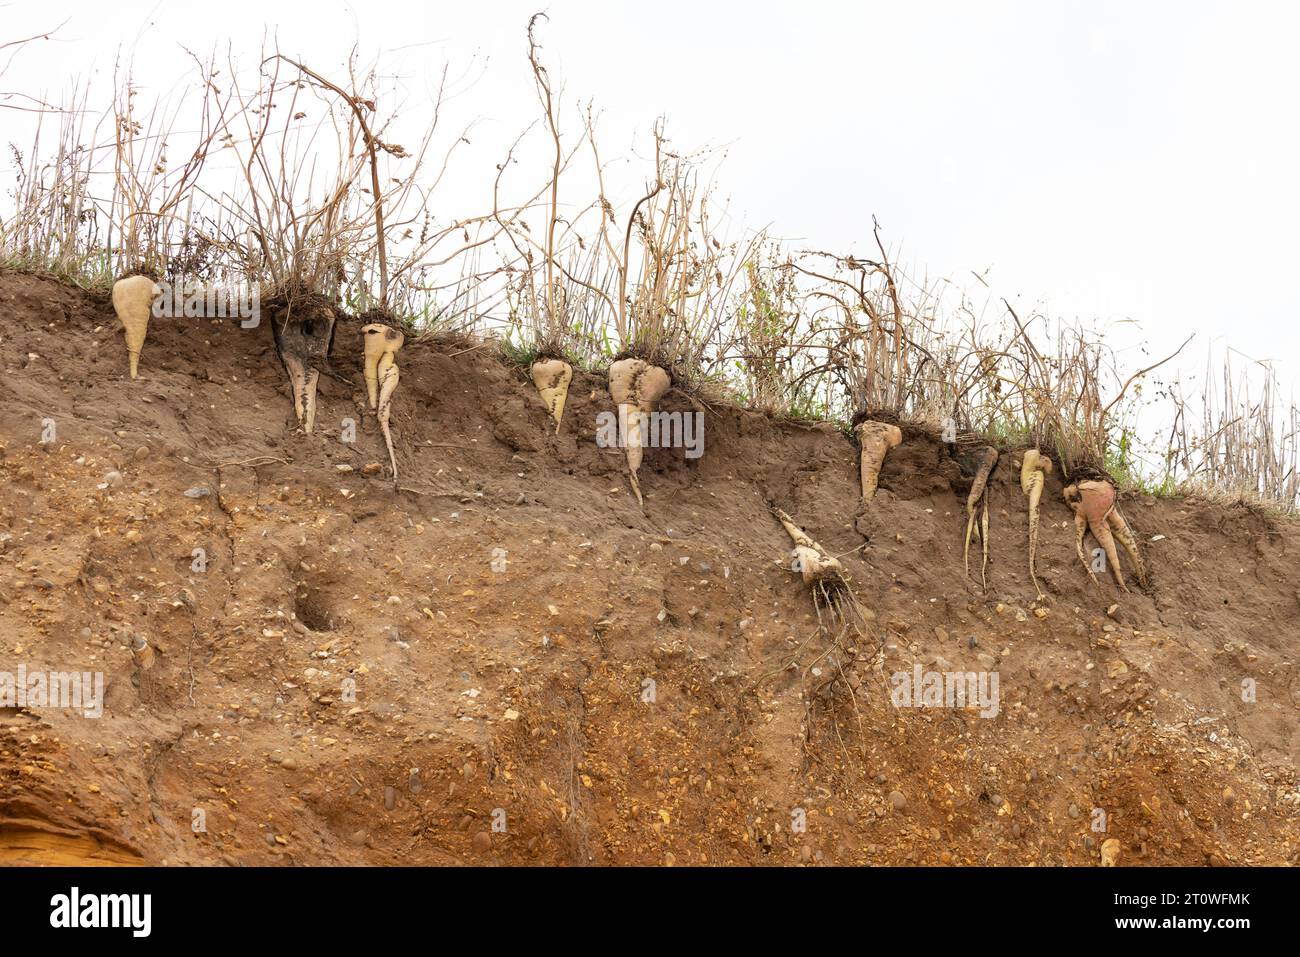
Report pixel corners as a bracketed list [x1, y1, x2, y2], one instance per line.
[1, 270, 1297, 865]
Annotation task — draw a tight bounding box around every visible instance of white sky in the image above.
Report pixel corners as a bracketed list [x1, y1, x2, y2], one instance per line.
[3, 0, 1299, 415]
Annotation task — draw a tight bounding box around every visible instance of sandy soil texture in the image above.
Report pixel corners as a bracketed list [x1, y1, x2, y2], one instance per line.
[1, 271, 1297, 865]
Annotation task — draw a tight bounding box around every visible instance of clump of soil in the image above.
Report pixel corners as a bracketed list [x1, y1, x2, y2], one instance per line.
[1, 270, 1297, 865]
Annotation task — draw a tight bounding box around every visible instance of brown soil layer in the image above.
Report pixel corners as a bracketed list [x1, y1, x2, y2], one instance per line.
[1, 270, 1297, 865]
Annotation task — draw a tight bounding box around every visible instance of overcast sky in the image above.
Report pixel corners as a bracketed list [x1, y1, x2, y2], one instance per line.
[4, 0, 1298, 411]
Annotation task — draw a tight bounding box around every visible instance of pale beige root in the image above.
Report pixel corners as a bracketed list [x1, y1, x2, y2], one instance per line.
[774, 508, 843, 583]
[623, 410, 647, 507]
[1106, 507, 1148, 588]
[362, 326, 384, 409]
[774, 510, 817, 549]
[772, 506, 861, 633]
[961, 499, 978, 582]
[282, 353, 308, 426]
[1064, 479, 1128, 591]
[980, 499, 990, 588]
[607, 358, 671, 508]
[1020, 449, 1053, 599]
[530, 357, 574, 434]
[962, 446, 998, 589]
[362, 324, 405, 478]
[362, 323, 405, 410]
[111, 275, 160, 379]
[302, 368, 320, 434]
[855, 421, 902, 501]
[1070, 504, 1098, 588]
[376, 356, 400, 478]
[1026, 471, 1046, 597]
[280, 351, 320, 434]
[1093, 517, 1127, 592]
[1019, 449, 1046, 495]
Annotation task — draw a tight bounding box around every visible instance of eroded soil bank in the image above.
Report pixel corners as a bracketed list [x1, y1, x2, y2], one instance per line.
[1, 271, 1297, 865]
